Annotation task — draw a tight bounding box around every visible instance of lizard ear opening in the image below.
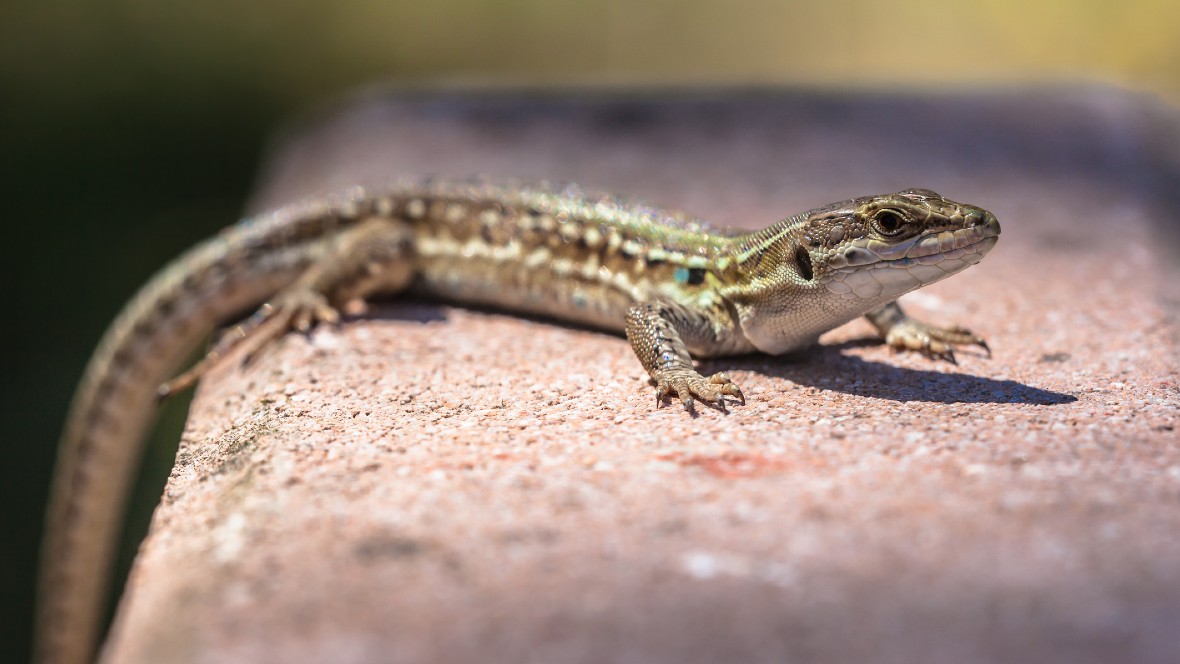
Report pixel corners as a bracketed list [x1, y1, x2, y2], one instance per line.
[795, 245, 814, 281]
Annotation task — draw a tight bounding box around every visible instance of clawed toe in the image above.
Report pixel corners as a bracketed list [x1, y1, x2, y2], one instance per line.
[885, 319, 991, 364]
[707, 372, 745, 405]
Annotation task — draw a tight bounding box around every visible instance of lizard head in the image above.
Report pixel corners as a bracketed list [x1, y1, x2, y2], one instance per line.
[800, 188, 1001, 295]
[730, 189, 1000, 353]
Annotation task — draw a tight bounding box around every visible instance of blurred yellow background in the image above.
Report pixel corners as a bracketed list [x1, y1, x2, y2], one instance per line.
[4, 0, 1179, 113]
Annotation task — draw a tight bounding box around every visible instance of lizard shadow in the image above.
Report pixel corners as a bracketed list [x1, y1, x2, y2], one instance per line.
[363, 304, 1076, 407]
[364, 300, 450, 324]
[705, 338, 1078, 406]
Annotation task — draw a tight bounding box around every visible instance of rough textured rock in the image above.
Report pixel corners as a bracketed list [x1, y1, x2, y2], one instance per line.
[102, 89, 1179, 664]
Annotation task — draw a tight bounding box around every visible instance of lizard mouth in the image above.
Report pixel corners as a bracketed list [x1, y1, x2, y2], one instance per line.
[893, 213, 1001, 264]
[822, 214, 1000, 298]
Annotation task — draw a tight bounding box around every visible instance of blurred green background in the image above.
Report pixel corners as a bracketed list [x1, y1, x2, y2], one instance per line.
[2, 1, 1177, 661]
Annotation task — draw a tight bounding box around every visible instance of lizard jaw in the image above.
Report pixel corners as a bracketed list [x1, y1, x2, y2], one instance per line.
[821, 213, 1000, 301]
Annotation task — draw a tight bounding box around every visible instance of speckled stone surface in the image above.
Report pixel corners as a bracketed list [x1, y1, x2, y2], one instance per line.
[102, 89, 1179, 664]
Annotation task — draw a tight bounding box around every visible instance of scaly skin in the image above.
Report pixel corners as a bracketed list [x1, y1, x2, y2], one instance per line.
[37, 179, 999, 664]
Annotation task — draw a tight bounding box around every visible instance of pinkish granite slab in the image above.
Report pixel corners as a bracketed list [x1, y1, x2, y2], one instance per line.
[102, 89, 1180, 664]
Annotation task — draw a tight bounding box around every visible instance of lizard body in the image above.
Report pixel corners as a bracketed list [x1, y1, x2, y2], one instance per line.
[37, 178, 999, 664]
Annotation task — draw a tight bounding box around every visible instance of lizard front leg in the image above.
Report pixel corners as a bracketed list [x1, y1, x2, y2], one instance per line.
[625, 302, 744, 412]
[865, 300, 990, 364]
[159, 217, 415, 396]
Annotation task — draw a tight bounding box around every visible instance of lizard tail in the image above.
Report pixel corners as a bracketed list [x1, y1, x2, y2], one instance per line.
[35, 228, 307, 664]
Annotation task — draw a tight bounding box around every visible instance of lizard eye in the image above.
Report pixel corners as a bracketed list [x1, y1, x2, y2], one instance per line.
[873, 209, 906, 236]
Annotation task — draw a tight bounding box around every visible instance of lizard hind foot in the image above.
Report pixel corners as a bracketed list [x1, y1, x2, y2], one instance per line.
[157, 289, 342, 399]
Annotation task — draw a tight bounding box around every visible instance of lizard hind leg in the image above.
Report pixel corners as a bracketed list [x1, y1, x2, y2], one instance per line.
[156, 291, 339, 398]
[158, 217, 415, 399]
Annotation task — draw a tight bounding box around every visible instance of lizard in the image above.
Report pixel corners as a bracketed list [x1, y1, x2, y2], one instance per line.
[36, 178, 1000, 664]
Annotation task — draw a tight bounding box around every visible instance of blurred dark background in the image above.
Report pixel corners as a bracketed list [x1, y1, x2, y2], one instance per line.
[2, 2, 1177, 662]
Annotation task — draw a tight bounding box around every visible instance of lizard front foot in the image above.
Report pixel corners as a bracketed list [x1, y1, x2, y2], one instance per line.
[866, 301, 990, 364]
[883, 319, 989, 364]
[655, 370, 745, 413]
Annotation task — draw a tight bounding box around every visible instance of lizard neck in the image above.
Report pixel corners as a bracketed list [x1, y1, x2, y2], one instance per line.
[721, 214, 835, 354]
[722, 213, 888, 355]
